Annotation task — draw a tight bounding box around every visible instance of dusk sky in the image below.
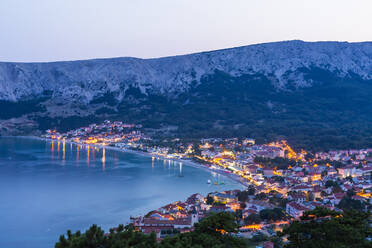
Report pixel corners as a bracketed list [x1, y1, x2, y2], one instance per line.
[1, 0, 371, 62]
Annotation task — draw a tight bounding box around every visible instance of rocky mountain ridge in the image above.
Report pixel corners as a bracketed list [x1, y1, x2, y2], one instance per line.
[1, 40, 371, 103]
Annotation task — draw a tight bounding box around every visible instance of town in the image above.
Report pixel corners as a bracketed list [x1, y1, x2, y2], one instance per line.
[44, 120, 372, 247]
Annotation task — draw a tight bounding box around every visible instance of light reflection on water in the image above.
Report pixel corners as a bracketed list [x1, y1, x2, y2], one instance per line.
[0, 137, 243, 248]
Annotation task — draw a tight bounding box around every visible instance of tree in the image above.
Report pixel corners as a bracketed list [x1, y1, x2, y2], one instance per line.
[237, 190, 250, 202]
[282, 207, 372, 248]
[253, 156, 296, 170]
[346, 189, 356, 198]
[55, 224, 158, 248]
[254, 192, 267, 200]
[345, 176, 353, 182]
[192, 142, 201, 156]
[259, 208, 286, 222]
[325, 180, 338, 188]
[206, 194, 214, 205]
[338, 197, 365, 211]
[332, 185, 343, 194]
[244, 213, 262, 225]
[247, 185, 256, 195]
[272, 176, 285, 183]
[56, 213, 247, 248]
[306, 192, 314, 202]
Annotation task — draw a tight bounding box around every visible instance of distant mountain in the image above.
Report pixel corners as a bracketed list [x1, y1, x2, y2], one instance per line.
[1, 40, 372, 150]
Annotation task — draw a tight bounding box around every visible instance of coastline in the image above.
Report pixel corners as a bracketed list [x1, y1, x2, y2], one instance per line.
[14, 135, 249, 188]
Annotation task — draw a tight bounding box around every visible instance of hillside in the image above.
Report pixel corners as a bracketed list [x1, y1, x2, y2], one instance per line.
[0, 40, 372, 151]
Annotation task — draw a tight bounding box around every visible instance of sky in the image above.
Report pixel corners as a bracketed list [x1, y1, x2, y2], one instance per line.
[0, 0, 371, 62]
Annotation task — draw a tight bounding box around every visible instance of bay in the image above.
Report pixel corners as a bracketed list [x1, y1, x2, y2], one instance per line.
[0, 137, 243, 248]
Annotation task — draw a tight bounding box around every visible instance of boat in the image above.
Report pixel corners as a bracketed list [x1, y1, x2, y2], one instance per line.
[207, 179, 211, 184]
[214, 181, 218, 185]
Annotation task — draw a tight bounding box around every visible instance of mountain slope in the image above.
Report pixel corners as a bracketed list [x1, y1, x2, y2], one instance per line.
[0, 40, 372, 151]
[1, 40, 372, 102]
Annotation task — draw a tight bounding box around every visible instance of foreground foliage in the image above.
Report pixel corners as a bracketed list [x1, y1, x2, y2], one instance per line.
[55, 212, 247, 248]
[281, 207, 372, 248]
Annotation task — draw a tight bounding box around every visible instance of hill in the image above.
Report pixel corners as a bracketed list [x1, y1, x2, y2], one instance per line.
[1, 40, 372, 151]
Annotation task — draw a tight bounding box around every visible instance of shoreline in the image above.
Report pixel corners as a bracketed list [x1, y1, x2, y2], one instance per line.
[13, 135, 249, 188]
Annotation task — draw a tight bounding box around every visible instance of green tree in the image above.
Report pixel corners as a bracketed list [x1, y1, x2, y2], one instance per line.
[206, 194, 214, 205]
[56, 213, 247, 248]
[247, 185, 256, 195]
[282, 207, 372, 248]
[244, 213, 262, 225]
[237, 190, 250, 202]
[192, 142, 201, 156]
[259, 208, 286, 222]
[338, 197, 365, 211]
[254, 192, 268, 200]
[325, 180, 338, 188]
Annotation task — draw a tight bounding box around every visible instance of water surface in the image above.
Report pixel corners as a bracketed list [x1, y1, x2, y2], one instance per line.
[0, 137, 242, 248]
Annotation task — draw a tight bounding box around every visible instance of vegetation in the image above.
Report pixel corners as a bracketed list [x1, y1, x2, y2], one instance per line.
[55, 212, 247, 248]
[244, 213, 262, 225]
[337, 193, 369, 212]
[325, 180, 339, 188]
[281, 207, 372, 248]
[4, 69, 372, 152]
[237, 186, 255, 202]
[0, 98, 46, 119]
[259, 208, 286, 222]
[254, 157, 297, 170]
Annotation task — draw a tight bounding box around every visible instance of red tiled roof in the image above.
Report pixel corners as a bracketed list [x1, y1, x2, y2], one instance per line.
[334, 193, 345, 199]
[288, 202, 309, 211]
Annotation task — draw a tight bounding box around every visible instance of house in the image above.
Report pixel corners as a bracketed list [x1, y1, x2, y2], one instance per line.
[210, 205, 230, 213]
[288, 192, 306, 203]
[286, 202, 309, 218]
[333, 193, 346, 205]
[140, 214, 199, 237]
[308, 172, 322, 181]
[359, 167, 372, 176]
[312, 186, 323, 199]
[263, 168, 274, 177]
[140, 218, 175, 238]
[328, 168, 338, 176]
[246, 200, 275, 212]
[338, 165, 356, 178]
[242, 209, 258, 218]
[213, 193, 237, 203]
[246, 165, 259, 174]
[292, 184, 312, 193]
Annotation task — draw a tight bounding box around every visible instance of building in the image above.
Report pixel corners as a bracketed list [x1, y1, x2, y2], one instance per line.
[286, 202, 309, 218]
[213, 193, 237, 203]
[338, 165, 356, 178]
[263, 168, 274, 177]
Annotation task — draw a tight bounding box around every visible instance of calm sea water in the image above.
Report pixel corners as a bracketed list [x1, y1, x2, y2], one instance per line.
[0, 137, 242, 248]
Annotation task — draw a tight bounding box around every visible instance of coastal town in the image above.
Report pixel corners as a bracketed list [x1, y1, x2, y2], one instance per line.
[44, 120, 372, 246]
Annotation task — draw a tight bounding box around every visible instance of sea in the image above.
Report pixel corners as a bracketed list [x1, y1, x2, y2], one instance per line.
[0, 137, 243, 248]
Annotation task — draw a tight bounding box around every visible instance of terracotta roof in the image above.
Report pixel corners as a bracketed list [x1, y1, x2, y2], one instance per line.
[334, 193, 345, 199]
[288, 202, 309, 211]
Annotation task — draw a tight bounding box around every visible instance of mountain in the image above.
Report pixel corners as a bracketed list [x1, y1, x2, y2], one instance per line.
[1, 40, 372, 151]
